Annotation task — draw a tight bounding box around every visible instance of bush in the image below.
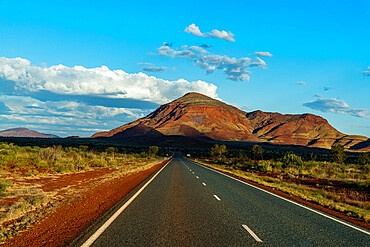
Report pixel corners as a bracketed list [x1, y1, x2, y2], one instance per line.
[282, 152, 303, 168]
[331, 144, 346, 164]
[79, 145, 89, 152]
[358, 152, 369, 165]
[0, 180, 12, 192]
[251, 145, 263, 160]
[148, 146, 159, 157]
[210, 144, 227, 157]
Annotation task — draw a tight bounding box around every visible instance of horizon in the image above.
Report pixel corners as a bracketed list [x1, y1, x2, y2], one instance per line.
[0, 0, 369, 137]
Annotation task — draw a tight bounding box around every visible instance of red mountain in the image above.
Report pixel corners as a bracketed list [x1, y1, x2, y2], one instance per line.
[92, 93, 369, 151]
[0, 128, 59, 138]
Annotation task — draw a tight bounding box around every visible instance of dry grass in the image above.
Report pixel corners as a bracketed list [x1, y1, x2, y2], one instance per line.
[195, 160, 370, 223]
[0, 142, 164, 242]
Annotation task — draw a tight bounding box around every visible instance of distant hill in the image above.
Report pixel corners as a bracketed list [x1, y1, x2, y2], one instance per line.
[0, 128, 59, 138]
[92, 92, 369, 151]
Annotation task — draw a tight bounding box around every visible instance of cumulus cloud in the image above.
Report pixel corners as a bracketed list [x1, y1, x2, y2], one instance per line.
[254, 52, 273, 57]
[0, 95, 147, 120]
[296, 81, 306, 86]
[0, 95, 154, 136]
[185, 24, 235, 42]
[363, 67, 370, 75]
[157, 46, 267, 81]
[0, 57, 218, 104]
[303, 96, 370, 118]
[188, 46, 208, 54]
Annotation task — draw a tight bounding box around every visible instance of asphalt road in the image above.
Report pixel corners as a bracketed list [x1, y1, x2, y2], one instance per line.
[76, 154, 370, 246]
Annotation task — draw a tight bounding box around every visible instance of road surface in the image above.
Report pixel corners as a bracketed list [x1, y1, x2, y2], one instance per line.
[75, 154, 370, 246]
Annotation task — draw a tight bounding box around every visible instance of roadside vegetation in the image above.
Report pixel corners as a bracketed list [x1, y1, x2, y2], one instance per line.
[0, 142, 164, 242]
[195, 144, 369, 223]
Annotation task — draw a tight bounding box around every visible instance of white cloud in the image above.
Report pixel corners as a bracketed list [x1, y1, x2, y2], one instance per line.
[184, 24, 204, 37]
[0, 95, 155, 136]
[157, 46, 267, 81]
[185, 24, 235, 42]
[254, 52, 273, 57]
[303, 96, 370, 118]
[0, 95, 147, 120]
[363, 67, 370, 75]
[158, 46, 197, 59]
[188, 46, 208, 54]
[296, 81, 306, 86]
[0, 57, 218, 104]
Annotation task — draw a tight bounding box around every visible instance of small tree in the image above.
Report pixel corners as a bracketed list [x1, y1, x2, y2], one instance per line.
[251, 145, 263, 160]
[210, 144, 227, 158]
[282, 152, 303, 168]
[358, 152, 370, 165]
[79, 145, 88, 152]
[106, 147, 118, 158]
[331, 144, 346, 164]
[148, 146, 159, 157]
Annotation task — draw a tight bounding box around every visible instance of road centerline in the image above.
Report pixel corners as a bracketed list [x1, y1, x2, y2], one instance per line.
[242, 224, 263, 242]
[213, 194, 221, 201]
[187, 159, 370, 235]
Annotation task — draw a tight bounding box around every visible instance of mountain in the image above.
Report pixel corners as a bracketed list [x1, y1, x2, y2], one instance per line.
[0, 128, 59, 138]
[92, 93, 369, 151]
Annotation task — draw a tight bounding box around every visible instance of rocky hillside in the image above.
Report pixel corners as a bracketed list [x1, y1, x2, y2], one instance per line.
[0, 128, 59, 138]
[92, 93, 369, 151]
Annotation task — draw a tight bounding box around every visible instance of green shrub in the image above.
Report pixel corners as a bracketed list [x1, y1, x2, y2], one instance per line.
[282, 152, 303, 168]
[0, 180, 12, 192]
[251, 145, 263, 160]
[331, 144, 346, 164]
[210, 144, 227, 157]
[358, 152, 369, 165]
[148, 146, 159, 157]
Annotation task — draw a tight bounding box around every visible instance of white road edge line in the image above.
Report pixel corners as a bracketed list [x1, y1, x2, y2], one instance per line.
[214, 194, 221, 201]
[202, 182, 207, 186]
[80, 158, 172, 247]
[242, 224, 263, 242]
[187, 159, 370, 235]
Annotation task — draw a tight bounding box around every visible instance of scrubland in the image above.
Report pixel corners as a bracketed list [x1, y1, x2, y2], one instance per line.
[196, 144, 369, 223]
[0, 142, 163, 242]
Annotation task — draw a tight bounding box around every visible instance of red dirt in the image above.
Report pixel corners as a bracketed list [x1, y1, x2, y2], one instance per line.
[1, 159, 169, 247]
[23, 167, 116, 192]
[195, 162, 370, 230]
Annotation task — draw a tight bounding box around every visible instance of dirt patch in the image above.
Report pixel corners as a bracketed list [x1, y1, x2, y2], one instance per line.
[1, 159, 169, 247]
[195, 162, 370, 230]
[23, 167, 116, 192]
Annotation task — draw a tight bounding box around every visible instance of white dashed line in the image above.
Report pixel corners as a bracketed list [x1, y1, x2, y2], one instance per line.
[196, 176, 199, 179]
[202, 182, 206, 186]
[213, 194, 221, 201]
[188, 158, 370, 236]
[242, 224, 263, 242]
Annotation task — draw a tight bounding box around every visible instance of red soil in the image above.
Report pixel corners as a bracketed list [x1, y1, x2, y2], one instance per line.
[23, 167, 116, 192]
[1, 160, 169, 247]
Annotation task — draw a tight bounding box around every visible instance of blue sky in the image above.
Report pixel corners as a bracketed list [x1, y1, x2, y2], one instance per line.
[0, 0, 369, 137]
